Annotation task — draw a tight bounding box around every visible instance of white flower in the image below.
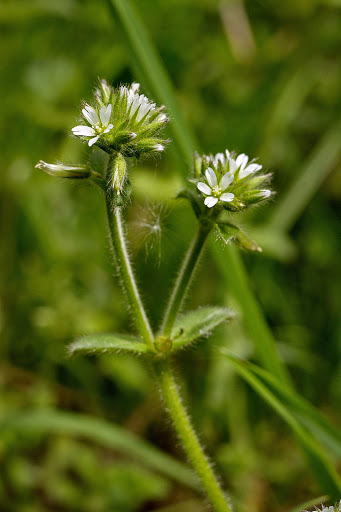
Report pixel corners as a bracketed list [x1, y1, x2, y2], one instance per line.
[72, 104, 114, 147]
[197, 167, 235, 208]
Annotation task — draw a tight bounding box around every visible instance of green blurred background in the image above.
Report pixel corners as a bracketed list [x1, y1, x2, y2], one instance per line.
[0, 0, 341, 510]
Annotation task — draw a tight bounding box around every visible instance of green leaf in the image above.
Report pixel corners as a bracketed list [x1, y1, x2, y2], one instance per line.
[247, 362, 341, 459]
[0, 410, 200, 490]
[215, 222, 262, 252]
[69, 333, 154, 356]
[171, 307, 235, 350]
[223, 352, 341, 499]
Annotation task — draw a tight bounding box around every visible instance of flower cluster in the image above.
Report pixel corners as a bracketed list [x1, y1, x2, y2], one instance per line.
[194, 150, 271, 211]
[72, 80, 168, 157]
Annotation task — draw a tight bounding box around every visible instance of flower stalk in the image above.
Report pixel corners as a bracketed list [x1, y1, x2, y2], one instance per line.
[160, 222, 212, 337]
[105, 159, 154, 348]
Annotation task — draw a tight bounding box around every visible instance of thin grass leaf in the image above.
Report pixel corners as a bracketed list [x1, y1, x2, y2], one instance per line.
[247, 362, 341, 458]
[171, 307, 235, 350]
[69, 333, 153, 356]
[288, 495, 328, 512]
[0, 410, 200, 490]
[268, 115, 341, 233]
[214, 244, 291, 383]
[106, 0, 291, 386]
[223, 352, 341, 499]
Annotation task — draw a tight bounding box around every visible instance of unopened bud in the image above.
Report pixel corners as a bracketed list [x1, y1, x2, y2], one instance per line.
[111, 153, 127, 195]
[35, 161, 91, 179]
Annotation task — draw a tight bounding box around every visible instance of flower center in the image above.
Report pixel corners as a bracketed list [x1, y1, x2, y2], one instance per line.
[212, 185, 222, 197]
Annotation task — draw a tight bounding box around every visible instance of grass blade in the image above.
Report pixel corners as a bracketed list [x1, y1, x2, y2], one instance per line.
[245, 361, 341, 458]
[223, 352, 341, 499]
[0, 410, 200, 490]
[213, 244, 291, 383]
[268, 116, 341, 232]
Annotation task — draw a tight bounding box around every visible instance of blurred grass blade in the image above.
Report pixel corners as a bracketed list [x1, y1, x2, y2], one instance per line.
[259, 62, 318, 159]
[223, 352, 341, 499]
[69, 333, 153, 356]
[106, 0, 197, 169]
[106, 0, 291, 386]
[247, 362, 341, 458]
[213, 244, 291, 383]
[288, 495, 328, 512]
[268, 115, 341, 233]
[0, 410, 200, 490]
[172, 307, 235, 350]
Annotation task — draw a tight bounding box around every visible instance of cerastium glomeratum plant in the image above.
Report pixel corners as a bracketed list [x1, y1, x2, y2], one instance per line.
[36, 80, 273, 512]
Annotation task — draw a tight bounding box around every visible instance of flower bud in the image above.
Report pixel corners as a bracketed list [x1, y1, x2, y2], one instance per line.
[35, 161, 91, 179]
[111, 153, 127, 195]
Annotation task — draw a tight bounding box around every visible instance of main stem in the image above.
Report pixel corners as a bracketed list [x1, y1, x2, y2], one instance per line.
[155, 358, 232, 512]
[106, 196, 154, 348]
[106, 177, 230, 510]
[161, 223, 211, 337]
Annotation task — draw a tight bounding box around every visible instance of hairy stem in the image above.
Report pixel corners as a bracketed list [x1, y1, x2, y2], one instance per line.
[161, 223, 211, 337]
[106, 195, 154, 348]
[154, 358, 232, 512]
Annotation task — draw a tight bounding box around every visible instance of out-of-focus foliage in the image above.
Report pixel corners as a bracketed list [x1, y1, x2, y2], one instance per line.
[0, 0, 340, 511]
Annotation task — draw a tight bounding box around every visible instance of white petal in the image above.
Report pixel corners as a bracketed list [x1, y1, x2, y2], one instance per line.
[204, 196, 218, 208]
[103, 124, 114, 134]
[158, 113, 167, 122]
[219, 172, 234, 190]
[214, 153, 225, 167]
[240, 163, 262, 179]
[236, 153, 248, 170]
[225, 149, 230, 159]
[205, 167, 217, 187]
[88, 135, 100, 147]
[154, 144, 164, 151]
[260, 189, 271, 198]
[136, 103, 150, 122]
[220, 193, 235, 202]
[82, 106, 99, 125]
[99, 104, 112, 125]
[72, 125, 96, 136]
[229, 158, 238, 174]
[197, 182, 212, 195]
[131, 82, 140, 92]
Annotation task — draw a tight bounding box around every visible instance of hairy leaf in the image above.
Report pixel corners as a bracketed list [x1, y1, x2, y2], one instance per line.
[69, 333, 153, 356]
[171, 307, 235, 350]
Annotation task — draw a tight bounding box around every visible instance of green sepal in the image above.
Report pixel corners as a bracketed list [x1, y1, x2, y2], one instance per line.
[69, 333, 154, 357]
[112, 131, 137, 146]
[171, 306, 235, 350]
[215, 221, 262, 252]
